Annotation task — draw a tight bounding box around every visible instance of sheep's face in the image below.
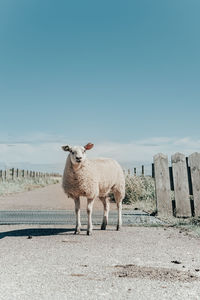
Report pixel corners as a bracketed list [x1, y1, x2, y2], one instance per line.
[69, 146, 86, 165]
[62, 143, 94, 165]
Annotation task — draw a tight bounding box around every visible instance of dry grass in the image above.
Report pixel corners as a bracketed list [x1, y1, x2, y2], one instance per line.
[122, 175, 156, 214]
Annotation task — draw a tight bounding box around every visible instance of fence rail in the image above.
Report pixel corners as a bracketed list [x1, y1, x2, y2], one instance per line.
[0, 168, 61, 181]
[153, 152, 200, 217]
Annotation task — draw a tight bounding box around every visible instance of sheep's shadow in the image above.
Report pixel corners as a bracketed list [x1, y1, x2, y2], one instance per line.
[0, 227, 116, 239]
[0, 227, 75, 239]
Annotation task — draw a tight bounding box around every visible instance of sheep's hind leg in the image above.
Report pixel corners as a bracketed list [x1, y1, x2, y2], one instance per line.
[87, 199, 94, 236]
[116, 201, 122, 231]
[100, 197, 110, 230]
[74, 198, 81, 234]
[114, 191, 123, 231]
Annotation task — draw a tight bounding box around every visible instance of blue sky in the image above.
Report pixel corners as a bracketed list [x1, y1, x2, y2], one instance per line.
[0, 0, 200, 171]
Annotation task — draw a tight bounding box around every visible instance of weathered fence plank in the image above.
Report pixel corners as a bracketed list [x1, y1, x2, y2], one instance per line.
[154, 153, 172, 216]
[188, 152, 200, 216]
[171, 153, 191, 217]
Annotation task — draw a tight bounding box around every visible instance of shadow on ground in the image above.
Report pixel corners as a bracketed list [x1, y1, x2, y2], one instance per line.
[0, 227, 118, 239]
[0, 228, 75, 239]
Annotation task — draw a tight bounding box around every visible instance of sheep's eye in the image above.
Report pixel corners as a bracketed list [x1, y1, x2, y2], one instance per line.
[71, 151, 74, 155]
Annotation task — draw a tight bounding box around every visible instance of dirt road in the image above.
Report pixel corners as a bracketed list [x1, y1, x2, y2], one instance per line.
[0, 184, 200, 299]
[0, 183, 119, 211]
[0, 225, 200, 300]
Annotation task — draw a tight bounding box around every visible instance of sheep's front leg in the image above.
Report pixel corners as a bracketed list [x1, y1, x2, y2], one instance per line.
[100, 197, 110, 230]
[87, 199, 94, 236]
[74, 198, 81, 234]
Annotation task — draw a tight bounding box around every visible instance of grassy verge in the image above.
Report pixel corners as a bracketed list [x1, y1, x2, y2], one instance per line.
[121, 174, 156, 214]
[157, 215, 200, 237]
[0, 177, 61, 196]
[121, 174, 200, 237]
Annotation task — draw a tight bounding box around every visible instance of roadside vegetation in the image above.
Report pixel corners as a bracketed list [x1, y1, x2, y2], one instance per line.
[160, 215, 200, 237]
[0, 176, 61, 196]
[122, 174, 156, 214]
[121, 174, 200, 237]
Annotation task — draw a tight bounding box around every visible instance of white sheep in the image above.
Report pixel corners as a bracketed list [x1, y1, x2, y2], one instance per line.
[62, 143, 125, 235]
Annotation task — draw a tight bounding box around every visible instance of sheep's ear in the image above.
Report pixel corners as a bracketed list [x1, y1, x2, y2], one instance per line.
[62, 145, 71, 152]
[84, 143, 94, 150]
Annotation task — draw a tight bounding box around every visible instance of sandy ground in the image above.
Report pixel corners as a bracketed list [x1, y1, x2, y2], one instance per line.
[0, 184, 200, 299]
[0, 225, 200, 300]
[0, 183, 122, 211]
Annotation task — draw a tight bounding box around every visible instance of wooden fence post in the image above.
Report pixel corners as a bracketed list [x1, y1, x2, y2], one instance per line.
[188, 152, 200, 216]
[171, 153, 191, 217]
[134, 168, 136, 176]
[142, 165, 144, 176]
[154, 153, 172, 216]
[11, 168, 15, 180]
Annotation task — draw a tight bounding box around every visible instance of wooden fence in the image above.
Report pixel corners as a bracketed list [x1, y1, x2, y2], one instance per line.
[124, 165, 145, 176]
[0, 168, 61, 181]
[153, 152, 200, 217]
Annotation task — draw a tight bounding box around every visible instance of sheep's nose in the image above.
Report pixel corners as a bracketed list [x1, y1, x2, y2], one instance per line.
[76, 157, 82, 162]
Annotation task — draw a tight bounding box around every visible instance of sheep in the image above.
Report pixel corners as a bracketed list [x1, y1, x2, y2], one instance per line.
[61, 143, 125, 235]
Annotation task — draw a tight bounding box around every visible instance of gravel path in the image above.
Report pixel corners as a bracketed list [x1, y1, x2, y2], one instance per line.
[0, 225, 200, 300]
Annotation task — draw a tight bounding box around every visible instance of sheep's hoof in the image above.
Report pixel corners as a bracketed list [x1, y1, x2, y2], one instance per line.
[74, 228, 81, 235]
[101, 223, 106, 230]
[87, 230, 92, 236]
[116, 225, 121, 231]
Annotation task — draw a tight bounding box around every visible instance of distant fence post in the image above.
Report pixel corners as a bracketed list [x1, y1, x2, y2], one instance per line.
[11, 168, 15, 180]
[154, 153, 172, 216]
[171, 153, 191, 217]
[188, 152, 200, 216]
[0, 168, 62, 184]
[141, 165, 144, 176]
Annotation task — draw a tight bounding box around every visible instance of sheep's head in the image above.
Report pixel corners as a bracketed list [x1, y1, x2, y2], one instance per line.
[62, 143, 94, 165]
